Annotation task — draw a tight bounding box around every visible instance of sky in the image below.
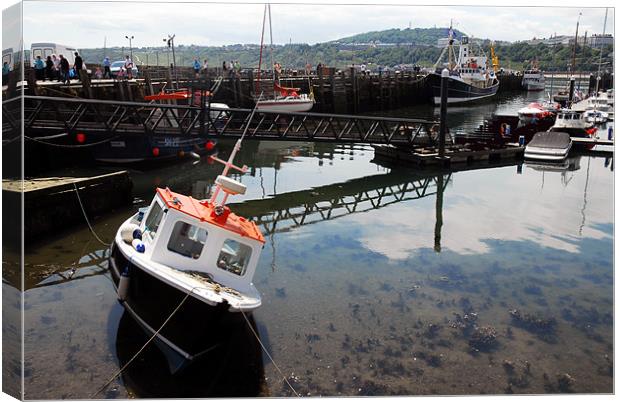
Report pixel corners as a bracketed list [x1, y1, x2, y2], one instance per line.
[1, 0, 616, 50]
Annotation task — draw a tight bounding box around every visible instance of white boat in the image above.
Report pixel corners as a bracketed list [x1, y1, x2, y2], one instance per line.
[254, 4, 315, 113]
[256, 93, 314, 113]
[549, 109, 596, 138]
[525, 131, 572, 161]
[109, 137, 265, 372]
[522, 62, 545, 91]
[571, 91, 614, 121]
[583, 109, 608, 124]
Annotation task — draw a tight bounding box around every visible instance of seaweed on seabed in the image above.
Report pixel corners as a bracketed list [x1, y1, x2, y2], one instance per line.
[509, 309, 557, 342]
[468, 326, 498, 352]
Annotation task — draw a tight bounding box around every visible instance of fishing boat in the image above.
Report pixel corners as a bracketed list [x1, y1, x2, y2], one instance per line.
[521, 61, 545, 91]
[109, 136, 265, 373]
[427, 27, 499, 104]
[524, 131, 572, 161]
[254, 4, 314, 112]
[548, 109, 597, 138]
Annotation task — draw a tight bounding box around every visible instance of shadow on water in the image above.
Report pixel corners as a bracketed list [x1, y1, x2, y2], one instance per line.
[114, 310, 266, 398]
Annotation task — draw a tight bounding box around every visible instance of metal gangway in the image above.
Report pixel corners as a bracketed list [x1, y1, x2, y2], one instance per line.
[4, 95, 439, 147]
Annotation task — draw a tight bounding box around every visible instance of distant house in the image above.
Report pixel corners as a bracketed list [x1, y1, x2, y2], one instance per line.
[588, 34, 614, 47]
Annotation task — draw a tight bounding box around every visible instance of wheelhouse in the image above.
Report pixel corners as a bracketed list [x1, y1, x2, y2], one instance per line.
[137, 188, 265, 294]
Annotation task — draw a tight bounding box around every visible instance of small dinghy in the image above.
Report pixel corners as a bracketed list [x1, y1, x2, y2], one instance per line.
[524, 131, 572, 161]
[109, 136, 265, 373]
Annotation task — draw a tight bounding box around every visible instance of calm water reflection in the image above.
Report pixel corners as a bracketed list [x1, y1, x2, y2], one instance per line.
[21, 92, 613, 398]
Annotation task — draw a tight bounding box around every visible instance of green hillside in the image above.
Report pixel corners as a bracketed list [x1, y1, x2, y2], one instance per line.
[333, 27, 464, 45]
[78, 27, 613, 73]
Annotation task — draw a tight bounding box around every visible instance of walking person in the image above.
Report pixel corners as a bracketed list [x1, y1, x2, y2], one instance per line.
[58, 54, 70, 84]
[52, 54, 60, 81]
[193, 58, 201, 78]
[33, 55, 45, 81]
[73, 51, 83, 81]
[45, 55, 54, 81]
[202, 58, 209, 78]
[102, 56, 111, 79]
[123, 55, 134, 80]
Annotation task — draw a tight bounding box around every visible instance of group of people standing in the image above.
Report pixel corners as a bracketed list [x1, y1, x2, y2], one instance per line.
[33, 52, 83, 83]
[193, 58, 209, 78]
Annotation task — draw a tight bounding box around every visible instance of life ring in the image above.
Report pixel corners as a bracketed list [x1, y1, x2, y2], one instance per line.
[500, 123, 506, 135]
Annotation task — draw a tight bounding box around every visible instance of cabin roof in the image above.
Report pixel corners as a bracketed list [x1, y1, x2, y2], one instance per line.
[156, 187, 265, 244]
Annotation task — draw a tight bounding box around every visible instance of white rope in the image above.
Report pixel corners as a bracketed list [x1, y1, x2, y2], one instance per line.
[73, 182, 111, 247]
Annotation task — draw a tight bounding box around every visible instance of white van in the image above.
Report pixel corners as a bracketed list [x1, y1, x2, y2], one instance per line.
[30, 42, 79, 65]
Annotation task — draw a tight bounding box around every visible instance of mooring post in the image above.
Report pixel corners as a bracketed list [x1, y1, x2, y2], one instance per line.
[438, 68, 449, 159]
[434, 174, 444, 253]
[568, 76, 576, 105]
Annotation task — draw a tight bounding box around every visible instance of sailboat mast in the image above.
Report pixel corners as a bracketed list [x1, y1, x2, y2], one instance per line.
[256, 4, 267, 95]
[268, 3, 275, 98]
[595, 8, 609, 94]
[571, 12, 582, 74]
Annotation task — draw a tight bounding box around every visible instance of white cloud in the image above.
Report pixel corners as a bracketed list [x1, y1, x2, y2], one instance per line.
[17, 0, 614, 49]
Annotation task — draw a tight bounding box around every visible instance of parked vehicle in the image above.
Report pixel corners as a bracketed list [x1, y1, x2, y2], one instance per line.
[110, 60, 138, 78]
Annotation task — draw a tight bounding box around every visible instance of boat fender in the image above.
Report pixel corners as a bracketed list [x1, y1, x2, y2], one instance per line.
[118, 267, 130, 301]
[121, 223, 140, 244]
[132, 239, 146, 253]
[132, 228, 142, 240]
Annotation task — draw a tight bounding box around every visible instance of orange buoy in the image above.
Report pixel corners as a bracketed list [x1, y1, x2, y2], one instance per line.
[152, 147, 160, 157]
[76, 132, 86, 143]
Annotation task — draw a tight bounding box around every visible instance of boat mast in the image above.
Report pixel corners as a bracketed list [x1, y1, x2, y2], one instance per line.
[268, 3, 275, 98]
[595, 8, 609, 95]
[447, 20, 454, 70]
[256, 4, 267, 95]
[570, 12, 582, 75]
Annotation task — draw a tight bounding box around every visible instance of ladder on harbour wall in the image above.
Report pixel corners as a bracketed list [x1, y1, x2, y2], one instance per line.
[7, 95, 440, 148]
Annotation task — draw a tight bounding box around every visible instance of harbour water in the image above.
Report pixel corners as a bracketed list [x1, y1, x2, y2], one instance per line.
[6, 90, 613, 397]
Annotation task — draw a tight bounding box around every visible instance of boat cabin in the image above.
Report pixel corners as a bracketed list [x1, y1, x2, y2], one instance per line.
[137, 187, 265, 294]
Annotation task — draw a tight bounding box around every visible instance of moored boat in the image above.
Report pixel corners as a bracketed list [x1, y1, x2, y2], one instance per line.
[521, 61, 545, 91]
[517, 102, 555, 125]
[548, 109, 597, 138]
[524, 131, 572, 161]
[109, 137, 265, 372]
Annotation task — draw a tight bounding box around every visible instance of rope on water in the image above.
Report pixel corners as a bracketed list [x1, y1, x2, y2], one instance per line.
[90, 289, 194, 398]
[239, 309, 300, 397]
[73, 182, 111, 247]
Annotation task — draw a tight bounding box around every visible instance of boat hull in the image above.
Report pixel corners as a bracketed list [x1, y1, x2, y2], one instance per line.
[256, 99, 314, 112]
[93, 135, 215, 164]
[109, 242, 248, 373]
[428, 73, 499, 104]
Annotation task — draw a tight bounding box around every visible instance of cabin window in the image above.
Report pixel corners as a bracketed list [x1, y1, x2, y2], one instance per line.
[216, 239, 252, 276]
[167, 221, 208, 259]
[2, 53, 11, 65]
[32, 49, 43, 59]
[144, 202, 164, 238]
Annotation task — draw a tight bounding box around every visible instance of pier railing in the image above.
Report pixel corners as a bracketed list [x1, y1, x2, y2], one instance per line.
[15, 95, 439, 147]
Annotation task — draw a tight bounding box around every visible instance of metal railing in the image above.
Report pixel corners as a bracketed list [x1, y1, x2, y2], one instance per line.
[12, 95, 439, 147]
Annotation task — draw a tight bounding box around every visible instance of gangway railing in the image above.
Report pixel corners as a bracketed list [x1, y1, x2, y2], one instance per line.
[7, 95, 439, 147]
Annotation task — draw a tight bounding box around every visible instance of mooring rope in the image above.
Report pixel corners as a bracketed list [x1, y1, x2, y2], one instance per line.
[90, 289, 194, 398]
[73, 182, 111, 247]
[239, 309, 300, 397]
[25, 134, 121, 148]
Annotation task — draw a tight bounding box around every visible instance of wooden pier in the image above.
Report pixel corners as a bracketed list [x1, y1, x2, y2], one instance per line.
[12, 65, 525, 115]
[2, 171, 133, 241]
[373, 143, 525, 167]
